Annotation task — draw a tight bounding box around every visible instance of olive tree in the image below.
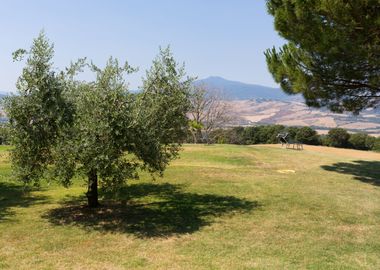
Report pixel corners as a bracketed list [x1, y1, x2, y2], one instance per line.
[5, 33, 192, 207]
[6, 32, 73, 185]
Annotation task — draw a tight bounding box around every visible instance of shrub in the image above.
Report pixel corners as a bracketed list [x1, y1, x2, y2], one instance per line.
[260, 125, 286, 144]
[228, 127, 245, 145]
[372, 138, 380, 152]
[327, 128, 350, 148]
[295, 126, 319, 145]
[242, 127, 256, 144]
[318, 135, 328, 146]
[0, 124, 10, 145]
[285, 126, 301, 140]
[348, 133, 371, 150]
[365, 136, 376, 150]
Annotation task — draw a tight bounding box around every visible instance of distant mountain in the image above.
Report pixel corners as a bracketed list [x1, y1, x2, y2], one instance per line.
[195, 76, 301, 101]
[194, 77, 380, 136]
[0, 91, 9, 98]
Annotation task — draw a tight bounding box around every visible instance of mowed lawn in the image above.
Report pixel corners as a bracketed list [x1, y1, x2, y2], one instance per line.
[0, 144, 379, 269]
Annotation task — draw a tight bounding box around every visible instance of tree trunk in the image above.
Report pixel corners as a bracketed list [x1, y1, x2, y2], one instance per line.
[86, 169, 99, 208]
[192, 130, 197, 144]
[196, 129, 202, 143]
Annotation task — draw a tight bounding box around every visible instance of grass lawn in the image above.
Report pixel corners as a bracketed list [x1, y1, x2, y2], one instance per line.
[0, 144, 379, 269]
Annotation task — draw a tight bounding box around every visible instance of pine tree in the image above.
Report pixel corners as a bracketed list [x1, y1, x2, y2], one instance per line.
[265, 0, 380, 113]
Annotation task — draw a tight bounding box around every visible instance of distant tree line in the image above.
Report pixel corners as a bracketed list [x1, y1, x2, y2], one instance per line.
[185, 125, 380, 152]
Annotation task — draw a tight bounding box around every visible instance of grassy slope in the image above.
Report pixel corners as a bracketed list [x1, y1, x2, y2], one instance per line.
[0, 144, 379, 269]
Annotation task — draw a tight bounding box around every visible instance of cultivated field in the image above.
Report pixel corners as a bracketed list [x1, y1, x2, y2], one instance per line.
[0, 144, 379, 269]
[228, 99, 380, 136]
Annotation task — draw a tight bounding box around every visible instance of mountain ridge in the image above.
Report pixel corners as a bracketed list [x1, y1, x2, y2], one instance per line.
[196, 76, 380, 136]
[195, 76, 301, 101]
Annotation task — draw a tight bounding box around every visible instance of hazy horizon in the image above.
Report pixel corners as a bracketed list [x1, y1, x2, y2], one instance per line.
[0, 0, 285, 92]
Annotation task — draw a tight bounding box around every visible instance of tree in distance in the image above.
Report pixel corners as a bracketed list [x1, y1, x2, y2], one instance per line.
[327, 128, 350, 148]
[188, 85, 231, 143]
[295, 126, 319, 145]
[348, 132, 374, 151]
[265, 0, 380, 113]
[5, 33, 192, 207]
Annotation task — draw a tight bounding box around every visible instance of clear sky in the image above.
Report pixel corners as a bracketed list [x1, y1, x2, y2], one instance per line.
[0, 0, 285, 92]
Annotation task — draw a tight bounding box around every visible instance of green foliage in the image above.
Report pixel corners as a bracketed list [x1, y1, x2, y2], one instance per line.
[285, 126, 300, 140]
[348, 133, 372, 150]
[327, 128, 350, 148]
[1, 144, 380, 268]
[371, 138, 380, 152]
[0, 124, 10, 145]
[209, 125, 287, 145]
[4, 32, 73, 185]
[295, 126, 319, 145]
[319, 134, 331, 147]
[131, 46, 193, 174]
[189, 120, 203, 131]
[53, 58, 139, 189]
[265, 0, 380, 113]
[365, 135, 377, 150]
[188, 120, 204, 144]
[5, 34, 192, 202]
[202, 125, 380, 152]
[227, 127, 246, 145]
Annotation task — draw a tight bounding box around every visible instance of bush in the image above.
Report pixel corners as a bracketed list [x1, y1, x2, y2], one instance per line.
[327, 128, 350, 148]
[257, 125, 285, 144]
[295, 127, 319, 145]
[227, 127, 245, 145]
[209, 129, 228, 144]
[365, 136, 376, 150]
[285, 126, 301, 141]
[0, 124, 10, 145]
[271, 125, 287, 143]
[242, 127, 256, 144]
[372, 138, 380, 152]
[348, 133, 371, 150]
[319, 135, 330, 146]
[192, 125, 379, 153]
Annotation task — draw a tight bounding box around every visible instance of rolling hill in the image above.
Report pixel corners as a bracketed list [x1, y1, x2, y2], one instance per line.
[228, 99, 380, 136]
[197, 76, 380, 136]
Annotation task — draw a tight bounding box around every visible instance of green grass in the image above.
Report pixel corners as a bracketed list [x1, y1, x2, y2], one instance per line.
[0, 144, 379, 269]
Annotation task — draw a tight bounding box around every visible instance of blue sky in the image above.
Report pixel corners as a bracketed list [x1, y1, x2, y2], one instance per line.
[0, 0, 285, 91]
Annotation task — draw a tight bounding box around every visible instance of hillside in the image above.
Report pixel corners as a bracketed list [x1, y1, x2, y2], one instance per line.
[195, 76, 301, 101]
[197, 77, 380, 136]
[228, 99, 380, 136]
[0, 144, 379, 269]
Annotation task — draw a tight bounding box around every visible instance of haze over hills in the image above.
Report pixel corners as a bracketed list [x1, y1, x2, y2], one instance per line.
[197, 76, 380, 136]
[1, 78, 379, 135]
[0, 91, 8, 97]
[195, 76, 301, 101]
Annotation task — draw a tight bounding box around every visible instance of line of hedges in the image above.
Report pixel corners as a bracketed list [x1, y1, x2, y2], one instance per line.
[188, 125, 380, 152]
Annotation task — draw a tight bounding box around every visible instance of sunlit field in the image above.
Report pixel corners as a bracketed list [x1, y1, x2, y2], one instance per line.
[0, 144, 379, 269]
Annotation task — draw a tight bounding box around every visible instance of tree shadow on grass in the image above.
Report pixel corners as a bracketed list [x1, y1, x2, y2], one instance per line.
[321, 160, 380, 186]
[0, 182, 47, 221]
[43, 183, 259, 238]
